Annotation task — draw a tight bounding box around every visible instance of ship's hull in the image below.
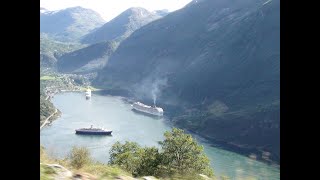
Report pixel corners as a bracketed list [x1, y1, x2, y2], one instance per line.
[131, 109, 163, 118]
[132, 106, 163, 116]
[75, 130, 112, 135]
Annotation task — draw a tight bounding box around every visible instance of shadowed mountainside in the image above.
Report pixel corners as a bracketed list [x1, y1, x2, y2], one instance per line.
[94, 0, 280, 163]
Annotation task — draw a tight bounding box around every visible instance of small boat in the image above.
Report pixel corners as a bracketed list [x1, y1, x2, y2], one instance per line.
[75, 125, 112, 135]
[85, 89, 91, 99]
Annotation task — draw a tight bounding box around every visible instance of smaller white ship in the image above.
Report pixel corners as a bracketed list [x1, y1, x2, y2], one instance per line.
[131, 102, 164, 116]
[85, 89, 91, 99]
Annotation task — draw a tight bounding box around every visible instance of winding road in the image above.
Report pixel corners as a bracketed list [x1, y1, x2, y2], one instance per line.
[40, 108, 57, 130]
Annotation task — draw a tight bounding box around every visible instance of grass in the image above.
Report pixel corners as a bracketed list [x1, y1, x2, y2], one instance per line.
[40, 146, 221, 180]
[79, 86, 101, 91]
[40, 164, 56, 180]
[40, 146, 134, 179]
[40, 76, 57, 81]
[79, 163, 131, 179]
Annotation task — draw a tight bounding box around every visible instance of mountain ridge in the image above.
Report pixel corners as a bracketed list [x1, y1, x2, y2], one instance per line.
[40, 6, 105, 42]
[57, 41, 118, 74]
[81, 7, 162, 44]
[94, 0, 280, 163]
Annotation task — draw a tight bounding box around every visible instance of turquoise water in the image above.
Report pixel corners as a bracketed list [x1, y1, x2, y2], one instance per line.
[40, 92, 280, 179]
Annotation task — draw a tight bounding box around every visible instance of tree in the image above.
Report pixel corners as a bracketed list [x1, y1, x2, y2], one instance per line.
[159, 128, 214, 177]
[109, 141, 143, 175]
[136, 147, 161, 176]
[68, 146, 91, 169]
[109, 141, 161, 177]
[108, 128, 214, 178]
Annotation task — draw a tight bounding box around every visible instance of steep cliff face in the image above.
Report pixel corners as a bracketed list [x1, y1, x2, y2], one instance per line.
[57, 41, 118, 74]
[94, 0, 280, 163]
[81, 7, 162, 44]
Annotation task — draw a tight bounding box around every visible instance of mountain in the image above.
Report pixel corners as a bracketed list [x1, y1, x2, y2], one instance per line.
[57, 7, 162, 74]
[40, 7, 48, 13]
[40, 34, 86, 70]
[57, 41, 118, 74]
[154, 9, 170, 16]
[94, 0, 280, 163]
[58, 8, 160, 73]
[81, 7, 161, 44]
[40, 6, 105, 42]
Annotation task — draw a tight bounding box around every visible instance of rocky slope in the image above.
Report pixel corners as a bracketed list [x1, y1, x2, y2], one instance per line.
[40, 34, 86, 70]
[57, 41, 118, 74]
[81, 7, 161, 44]
[94, 0, 280, 163]
[40, 6, 105, 42]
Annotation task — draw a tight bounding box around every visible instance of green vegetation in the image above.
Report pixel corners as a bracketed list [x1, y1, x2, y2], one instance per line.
[40, 96, 56, 122]
[40, 76, 57, 81]
[219, 175, 230, 180]
[80, 163, 132, 179]
[159, 128, 213, 177]
[40, 7, 105, 42]
[109, 128, 214, 178]
[94, 0, 280, 163]
[40, 73, 86, 92]
[40, 71, 99, 126]
[79, 86, 100, 91]
[40, 129, 219, 179]
[57, 41, 118, 74]
[40, 164, 56, 180]
[40, 35, 86, 56]
[40, 77, 57, 123]
[40, 146, 133, 179]
[68, 146, 92, 169]
[40, 34, 87, 69]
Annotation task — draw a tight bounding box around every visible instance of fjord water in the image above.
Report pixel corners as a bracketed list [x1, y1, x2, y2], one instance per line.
[40, 92, 280, 179]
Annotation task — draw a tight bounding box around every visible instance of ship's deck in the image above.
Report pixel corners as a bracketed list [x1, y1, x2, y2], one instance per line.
[76, 128, 112, 132]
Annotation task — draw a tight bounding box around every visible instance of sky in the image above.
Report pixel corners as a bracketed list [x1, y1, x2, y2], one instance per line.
[40, 0, 192, 21]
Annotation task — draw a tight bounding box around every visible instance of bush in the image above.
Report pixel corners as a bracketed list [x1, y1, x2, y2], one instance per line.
[109, 128, 214, 178]
[68, 146, 91, 169]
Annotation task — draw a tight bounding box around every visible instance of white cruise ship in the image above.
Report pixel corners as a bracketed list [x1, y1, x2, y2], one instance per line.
[131, 102, 164, 116]
[85, 89, 91, 99]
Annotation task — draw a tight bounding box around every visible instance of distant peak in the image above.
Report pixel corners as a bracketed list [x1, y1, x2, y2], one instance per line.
[64, 6, 95, 12]
[114, 7, 153, 19]
[67, 6, 85, 10]
[40, 7, 48, 13]
[155, 9, 169, 12]
[127, 7, 148, 11]
[124, 7, 150, 14]
[154, 9, 170, 16]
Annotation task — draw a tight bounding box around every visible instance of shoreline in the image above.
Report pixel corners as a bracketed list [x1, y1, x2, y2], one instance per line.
[40, 109, 58, 130]
[187, 129, 280, 167]
[95, 90, 280, 167]
[45, 89, 280, 168]
[40, 86, 86, 129]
